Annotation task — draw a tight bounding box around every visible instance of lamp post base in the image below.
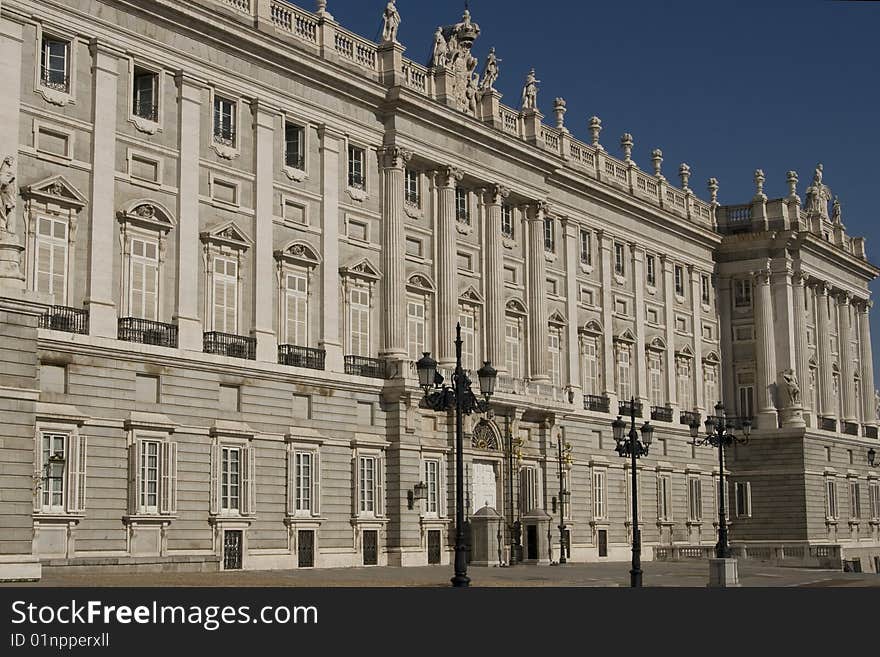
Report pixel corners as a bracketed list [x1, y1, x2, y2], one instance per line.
[451, 574, 471, 588]
[708, 557, 740, 588]
[630, 568, 642, 588]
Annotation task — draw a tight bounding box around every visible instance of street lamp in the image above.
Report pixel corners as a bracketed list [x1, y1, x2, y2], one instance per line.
[416, 324, 497, 588]
[556, 437, 573, 564]
[689, 402, 750, 559]
[868, 448, 878, 468]
[611, 397, 654, 587]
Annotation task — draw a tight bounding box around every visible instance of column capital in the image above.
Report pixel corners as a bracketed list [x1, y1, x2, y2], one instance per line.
[436, 166, 463, 188]
[379, 145, 412, 170]
[859, 298, 873, 312]
[838, 290, 853, 306]
[487, 184, 510, 206]
[792, 270, 808, 286]
[525, 200, 551, 221]
[753, 268, 772, 285]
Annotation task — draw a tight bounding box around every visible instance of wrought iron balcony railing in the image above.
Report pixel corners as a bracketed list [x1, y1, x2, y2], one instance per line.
[843, 421, 859, 436]
[820, 417, 837, 432]
[863, 425, 878, 439]
[348, 174, 365, 190]
[680, 410, 701, 427]
[132, 98, 159, 122]
[583, 394, 610, 413]
[651, 406, 674, 422]
[39, 306, 89, 335]
[118, 317, 178, 348]
[285, 152, 305, 170]
[278, 344, 325, 371]
[619, 399, 643, 418]
[203, 331, 256, 360]
[213, 129, 236, 148]
[344, 355, 387, 379]
[40, 67, 69, 92]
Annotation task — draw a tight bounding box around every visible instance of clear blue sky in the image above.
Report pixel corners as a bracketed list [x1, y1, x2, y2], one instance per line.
[309, 0, 880, 383]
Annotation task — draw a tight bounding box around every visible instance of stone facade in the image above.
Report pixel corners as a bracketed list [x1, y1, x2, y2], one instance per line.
[0, 0, 878, 581]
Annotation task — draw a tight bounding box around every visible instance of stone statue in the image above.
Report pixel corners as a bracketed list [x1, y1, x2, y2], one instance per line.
[781, 369, 801, 406]
[805, 163, 832, 220]
[381, 0, 400, 43]
[875, 390, 880, 421]
[0, 156, 16, 236]
[466, 73, 478, 115]
[479, 47, 501, 91]
[831, 196, 842, 224]
[521, 68, 540, 111]
[431, 26, 447, 68]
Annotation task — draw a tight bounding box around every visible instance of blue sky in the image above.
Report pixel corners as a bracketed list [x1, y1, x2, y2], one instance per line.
[308, 0, 880, 380]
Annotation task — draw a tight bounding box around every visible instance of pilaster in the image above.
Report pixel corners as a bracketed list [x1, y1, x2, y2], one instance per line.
[754, 268, 778, 428]
[858, 300, 876, 427]
[0, 16, 25, 294]
[562, 218, 581, 398]
[379, 146, 411, 363]
[435, 166, 462, 367]
[792, 272, 811, 420]
[690, 265, 704, 412]
[318, 125, 344, 371]
[838, 292, 856, 423]
[485, 184, 508, 372]
[816, 283, 833, 420]
[526, 201, 549, 381]
[631, 244, 647, 411]
[661, 255, 676, 411]
[599, 232, 615, 405]
[717, 277, 736, 413]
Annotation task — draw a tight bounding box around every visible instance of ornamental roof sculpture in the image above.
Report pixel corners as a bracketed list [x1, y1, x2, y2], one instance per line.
[428, 8, 482, 115]
[804, 163, 833, 221]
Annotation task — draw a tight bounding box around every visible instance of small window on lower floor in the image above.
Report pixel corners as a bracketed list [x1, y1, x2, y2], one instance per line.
[735, 481, 752, 517]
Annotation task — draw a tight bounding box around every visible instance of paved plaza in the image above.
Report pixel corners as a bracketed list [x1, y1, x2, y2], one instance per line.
[5, 561, 879, 588]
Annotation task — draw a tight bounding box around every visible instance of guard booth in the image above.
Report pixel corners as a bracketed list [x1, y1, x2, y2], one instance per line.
[469, 505, 503, 566]
[521, 508, 552, 565]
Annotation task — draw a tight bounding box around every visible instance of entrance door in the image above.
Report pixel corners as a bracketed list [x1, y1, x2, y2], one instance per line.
[223, 530, 243, 570]
[363, 530, 378, 566]
[526, 525, 538, 560]
[297, 530, 315, 568]
[598, 529, 608, 557]
[427, 530, 441, 565]
[472, 462, 497, 512]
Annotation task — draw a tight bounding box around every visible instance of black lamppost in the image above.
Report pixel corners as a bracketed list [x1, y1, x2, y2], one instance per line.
[503, 418, 523, 566]
[689, 402, 751, 558]
[555, 437, 573, 564]
[416, 324, 497, 588]
[868, 448, 878, 469]
[611, 397, 654, 588]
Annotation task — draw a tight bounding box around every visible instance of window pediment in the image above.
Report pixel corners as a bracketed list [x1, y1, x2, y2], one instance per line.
[406, 273, 435, 293]
[676, 344, 695, 358]
[275, 240, 321, 268]
[459, 285, 484, 305]
[580, 320, 603, 336]
[647, 336, 666, 352]
[615, 328, 636, 344]
[200, 221, 251, 251]
[340, 257, 381, 282]
[23, 175, 87, 210]
[548, 310, 567, 327]
[117, 200, 175, 234]
[703, 350, 720, 365]
[505, 298, 527, 315]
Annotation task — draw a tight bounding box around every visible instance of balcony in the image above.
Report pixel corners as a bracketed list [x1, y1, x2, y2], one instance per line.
[863, 426, 878, 439]
[820, 417, 837, 432]
[40, 67, 69, 93]
[619, 399, 643, 418]
[278, 345, 325, 371]
[345, 355, 387, 380]
[842, 421, 859, 436]
[651, 406, 674, 422]
[583, 394, 610, 413]
[39, 306, 89, 335]
[132, 98, 159, 122]
[203, 332, 256, 360]
[213, 128, 236, 148]
[680, 410, 701, 428]
[118, 317, 178, 348]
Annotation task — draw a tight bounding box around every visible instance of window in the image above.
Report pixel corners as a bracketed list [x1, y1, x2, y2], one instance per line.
[292, 451, 319, 514]
[704, 365, 718, 409]
[130, 154, 159, 183]
[40, 37, 69, 92]
[582, 336, 600, 395]
[129, 237, 159, 321]
[615, 299, 628, 316]
[580, 229, 592, 265]
[221, 446, 241, 512]
[548, 328, 562, 386]
[648, 353, 663, 407]
[658, 474, 673, 521]
[219, 385, 241, 412]
[850, 481, 861, 519]
[674, 265, 685, 297]
[212, 256, 238, 334]
[132, 67, 159, 122]
[505, 318, 523, 379]
[359, 455, 381, 515]
[646, 308, 659, 325]
[614, 243, 625, 276]
[734, 325, 754, 342]
[677, 358, 693, 411]
[284, 271, 309, 347]
[826, 478, 838, 519]
[405, 168, 420, 206]
[405, 237, 423, 258]
[737, 372, 755, 419]
[521, 466, 539, 513]
[701, 275, 711, 305]
[349, 286, 370, 356]
[456, 252, 473, 272]
[347, 220, 368, 242]
[39, 432, 67, 512]
[646, 255, 656, 286]
[688, 477, 702, 522]
[34, 216, 68, 303]
[136, 374, 159, 404]
[592, 469, 607, 520]
[348, 145, 365, 189]
[501, 205, 514, 238]
[734, 279, 752, 308]
[616, 345, 631, 401]
[36, 429, 86, 514]
[459, 307, 477, 371]
[546, 278, 558, 296]
[455, 187, 469, 224]
[543, 218, 555, 252]
[131, 438, 177, 516]
[869, 482, 880, 520]
[424, 459, 440, 515]
[735, 481, 752, 517]
[139, 440, 159, 512]
[284, 122, 305, 170]
[213, 95, 236, 147]
[407, 299, 426, 361]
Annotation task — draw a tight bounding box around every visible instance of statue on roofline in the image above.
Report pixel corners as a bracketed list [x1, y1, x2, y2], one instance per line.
[479, 47, 501, 92]
[382, 0, 401, 44]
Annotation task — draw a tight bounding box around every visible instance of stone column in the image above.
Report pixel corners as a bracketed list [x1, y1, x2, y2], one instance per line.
[792, 272, 811, 420]
[631, 243, 647, 411]
[599, 231, 615, 404]
[754, 268, 778, 428]
[838, 292, 855, 423]
[85, 40, 123, 338]
[661, 255, 676, 410]
[772, 265, 804, 427]
[379, 146, 411, 364]
[485, 184, 508, 372]
[562, 218, 581, 398]
[816, 283, 833, 419]
[318, 125, 344, 371]
[858, 301, 876, 428]
[526, 201, 549, 381]
[0, 16, 24, 294]
[717, 277, 736, 412]
[173, 72, 205, 351]
[436, 167, 462, 367]
[251, 101, 279, 362]
[690, 266, 704, 412]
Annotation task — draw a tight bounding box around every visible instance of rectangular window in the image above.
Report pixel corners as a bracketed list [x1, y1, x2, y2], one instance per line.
[677, 358, 693, 411]
[734, 279, 752, 308]
[213, 95, 236, 146]
[425, 459, 440, 515]
[132, 68, 159, 121]
[359, 456, 376, 513]
[688, 477, 702, 521]
[735, 481, 752, 517]
[456, 252, 472, 272]
[348, 145, 365, 189]
[646, 255, 656, 286]
[459, 308, 476, 371]
[648, 353, 663, 407]
[284, 122, 305, 170]
[582, 337, 600, 395]
[40, 432, 67, 511]
[347, 220, 368, 242]
[349, 286, 370, 357]
[580, 229, 591, 265]
[738, 384, 755, 419]
[704, 365, 718, 409]
[130, 155, 159, 183]
[505, 319, 522, 379]
[40, 37, 69, 91]
[131, 438, 176, 516]
[850, 481, 861, 519]
[520, 466, 538, 513]
[405, 237, 423, 258]
[405, 168, 420, 206]
[129, 237, 159, 321]
[869, 482, 880, 520]
[546, 278, 558, 296]
[543, 218, 555, 252]
[139, 440, 160, 512]
[285, 272, 308, 346]
[221, 446, 241, 512]
[826, 479, 838, 519]
[295, 451, 312, 512]
[592, 469, 607, 520]
[455, 187, 469, 224]
[674, 265, 685, 297]
[548, 329, 562, 386]
[701, 274, 711, 305]
[35, 216, 68, 303]
[212, 257, 238, 334]
[407, 299, 426, 361]
[646, 308, 659, 324]
[614, 243, 625, 276]
[616, 346, 631, 401]
[658, 474, 672, 521]
[501, 205, 514, 238]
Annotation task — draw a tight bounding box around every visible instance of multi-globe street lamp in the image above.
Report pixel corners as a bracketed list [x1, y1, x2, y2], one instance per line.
[868, 448, 878, 468]
[555, 437, 573, 564]
[611, 397, 654, 587]
[416, 323, 497, 588]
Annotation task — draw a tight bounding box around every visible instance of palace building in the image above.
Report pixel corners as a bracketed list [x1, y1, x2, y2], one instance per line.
[0, 0, 878, 580]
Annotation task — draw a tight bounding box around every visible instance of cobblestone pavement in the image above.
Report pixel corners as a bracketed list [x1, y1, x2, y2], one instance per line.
[5, 561, 880, 588]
